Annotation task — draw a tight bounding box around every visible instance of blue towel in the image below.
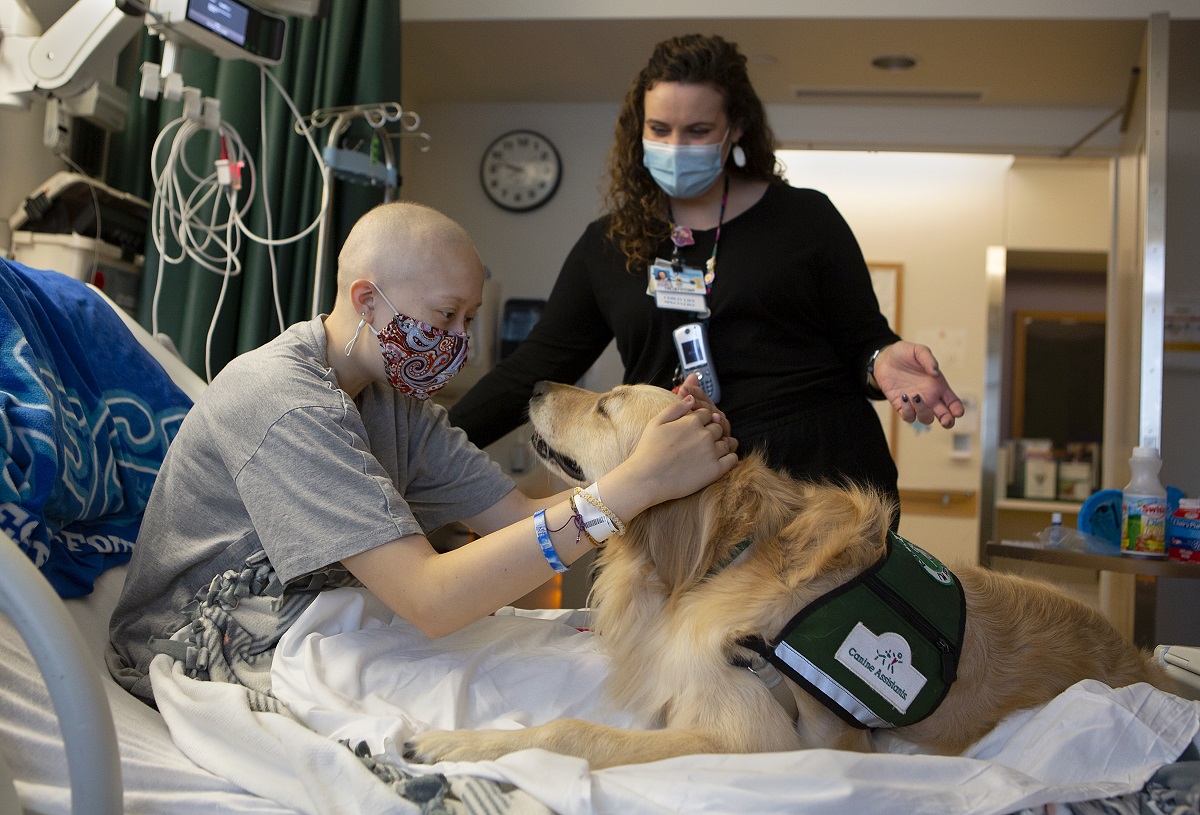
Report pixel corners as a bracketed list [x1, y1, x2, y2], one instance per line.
[1, 259, 193, 597]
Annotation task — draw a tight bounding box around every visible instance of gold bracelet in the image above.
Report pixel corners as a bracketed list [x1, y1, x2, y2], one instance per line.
[574, 486, 627, 537]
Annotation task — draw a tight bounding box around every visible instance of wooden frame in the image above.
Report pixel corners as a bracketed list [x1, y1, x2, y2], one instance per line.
[1011, 309, 1105, 446]
[868, 262, 902, 457]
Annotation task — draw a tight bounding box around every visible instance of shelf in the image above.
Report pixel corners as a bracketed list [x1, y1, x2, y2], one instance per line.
[995, 498, 1084, 513]
[986, 542, 1200, 579]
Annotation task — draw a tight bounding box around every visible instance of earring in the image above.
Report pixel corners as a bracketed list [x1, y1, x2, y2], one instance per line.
[732, 144, 747, 168]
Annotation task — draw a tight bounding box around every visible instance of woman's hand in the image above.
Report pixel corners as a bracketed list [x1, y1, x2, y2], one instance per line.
[873, 342, 965, 428]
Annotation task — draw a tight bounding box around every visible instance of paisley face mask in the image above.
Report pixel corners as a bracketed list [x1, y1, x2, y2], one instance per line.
[344, 285, 470, 400]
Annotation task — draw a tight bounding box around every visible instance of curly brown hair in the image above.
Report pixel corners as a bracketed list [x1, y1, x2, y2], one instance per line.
[604, 34, 782, 273]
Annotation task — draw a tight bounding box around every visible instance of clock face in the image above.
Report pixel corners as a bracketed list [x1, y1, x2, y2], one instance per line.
[480, 130, 562, 212]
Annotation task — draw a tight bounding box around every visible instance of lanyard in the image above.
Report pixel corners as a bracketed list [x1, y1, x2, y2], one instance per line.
[666, 175, 729, 294]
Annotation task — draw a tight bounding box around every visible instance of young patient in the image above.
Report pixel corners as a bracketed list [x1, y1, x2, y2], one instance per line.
[105, 200, 738, 705]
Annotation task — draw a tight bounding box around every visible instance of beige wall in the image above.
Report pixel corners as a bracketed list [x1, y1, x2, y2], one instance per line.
[0, 97, 73, 253]
[1006, 157, 1113, 252]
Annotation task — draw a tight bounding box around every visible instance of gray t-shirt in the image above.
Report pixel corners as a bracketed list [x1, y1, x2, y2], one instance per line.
[106, 317, 514, 700]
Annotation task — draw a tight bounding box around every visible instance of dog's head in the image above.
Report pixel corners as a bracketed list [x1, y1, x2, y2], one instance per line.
[527, 381, 894, 611]
[527, 381, 676, 486]
[527, 380, 770, 592]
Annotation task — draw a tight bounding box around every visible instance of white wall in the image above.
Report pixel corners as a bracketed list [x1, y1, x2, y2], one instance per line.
[0, 0, 107, 254]
[0, 98, 71, 253]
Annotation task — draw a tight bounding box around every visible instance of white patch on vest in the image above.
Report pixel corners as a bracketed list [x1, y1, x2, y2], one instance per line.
[834, 622, 928, 714]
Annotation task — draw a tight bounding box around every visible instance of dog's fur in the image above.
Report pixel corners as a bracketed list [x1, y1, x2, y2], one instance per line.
[406, 382, 1172, 769]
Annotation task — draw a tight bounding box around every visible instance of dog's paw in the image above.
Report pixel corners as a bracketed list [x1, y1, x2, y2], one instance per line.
[403, 729, 520, 765]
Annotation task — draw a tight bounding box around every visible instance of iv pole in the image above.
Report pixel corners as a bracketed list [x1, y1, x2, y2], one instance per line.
[298, 102, 429, 319]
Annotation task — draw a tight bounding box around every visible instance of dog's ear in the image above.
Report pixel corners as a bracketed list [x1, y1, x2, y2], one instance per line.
[624, 454, 794, 594]
[777, 481, 894, 591]
[622, 491, 711, 594]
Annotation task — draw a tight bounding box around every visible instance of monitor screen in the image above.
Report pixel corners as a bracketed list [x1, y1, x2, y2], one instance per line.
[187, 0, 250, 46]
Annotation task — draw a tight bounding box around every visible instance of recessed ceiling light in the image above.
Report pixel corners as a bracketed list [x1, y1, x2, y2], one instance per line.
[872, 54, 917, 71]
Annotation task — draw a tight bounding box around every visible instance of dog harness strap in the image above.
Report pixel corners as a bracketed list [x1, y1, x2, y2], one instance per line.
[762, 531, 965, 729]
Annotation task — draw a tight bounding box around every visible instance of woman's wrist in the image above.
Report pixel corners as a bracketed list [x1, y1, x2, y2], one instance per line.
[866, 344, 890, 398]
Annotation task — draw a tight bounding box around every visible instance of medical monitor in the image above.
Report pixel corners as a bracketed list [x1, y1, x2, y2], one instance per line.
[150, 0, 287, 65]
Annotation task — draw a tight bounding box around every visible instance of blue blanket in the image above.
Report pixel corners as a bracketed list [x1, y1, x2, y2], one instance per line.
[1, 259, 193, 597]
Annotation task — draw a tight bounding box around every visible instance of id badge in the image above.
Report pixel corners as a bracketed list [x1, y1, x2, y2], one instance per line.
[647, 258, 707, 313]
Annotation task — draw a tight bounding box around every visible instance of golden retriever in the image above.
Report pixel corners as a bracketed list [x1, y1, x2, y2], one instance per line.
[405, 382, 1172, 769]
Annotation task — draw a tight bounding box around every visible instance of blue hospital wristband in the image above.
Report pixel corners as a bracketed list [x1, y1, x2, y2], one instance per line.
[533, 510, 569, 574]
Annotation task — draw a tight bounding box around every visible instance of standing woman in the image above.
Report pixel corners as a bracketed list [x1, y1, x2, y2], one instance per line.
[450, 33, 962, 514]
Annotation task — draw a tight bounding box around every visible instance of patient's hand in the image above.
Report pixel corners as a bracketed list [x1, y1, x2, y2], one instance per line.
[675, 372, 735, 447]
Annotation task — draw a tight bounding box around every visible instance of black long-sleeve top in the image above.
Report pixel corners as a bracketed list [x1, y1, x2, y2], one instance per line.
[450, 183, 902, 492]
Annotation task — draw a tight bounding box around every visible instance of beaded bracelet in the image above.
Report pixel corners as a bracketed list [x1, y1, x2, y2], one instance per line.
[572, 484, 626, 539]
[533, 510, 569, 574]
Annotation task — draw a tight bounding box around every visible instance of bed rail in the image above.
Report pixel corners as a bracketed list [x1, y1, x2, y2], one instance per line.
[0, 532, 122, 815]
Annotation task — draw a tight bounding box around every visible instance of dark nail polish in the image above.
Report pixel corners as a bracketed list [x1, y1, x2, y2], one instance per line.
[901, 394, 909, 403]
[914, 395, 922, 404]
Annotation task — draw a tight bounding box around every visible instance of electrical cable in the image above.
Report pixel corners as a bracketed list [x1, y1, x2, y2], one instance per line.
[147, 63, 331, 379]
[258, 69, 284, 334]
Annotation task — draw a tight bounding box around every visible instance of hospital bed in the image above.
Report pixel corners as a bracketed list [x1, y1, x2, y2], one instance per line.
[2, 257, 1200, 815]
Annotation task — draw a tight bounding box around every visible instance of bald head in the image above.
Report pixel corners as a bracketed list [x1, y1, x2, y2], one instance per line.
[337, 202, 480, 298]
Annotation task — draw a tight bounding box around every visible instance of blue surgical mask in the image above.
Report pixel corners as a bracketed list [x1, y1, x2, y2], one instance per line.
[641, 130, 729, 199]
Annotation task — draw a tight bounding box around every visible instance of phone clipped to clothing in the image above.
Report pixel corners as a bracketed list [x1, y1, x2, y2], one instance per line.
[673, 322, 720, 403]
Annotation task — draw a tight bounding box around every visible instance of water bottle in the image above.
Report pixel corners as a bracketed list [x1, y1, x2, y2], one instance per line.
[1121, 446, 1168, 557]
[1037, 510, 1119, 554]
[1046, 512, 1065, 548]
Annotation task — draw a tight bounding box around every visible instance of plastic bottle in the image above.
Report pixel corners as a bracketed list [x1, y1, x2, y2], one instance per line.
[1036, 512, 1117, 554]
[1121, 446, 1168, 557]
[1046, 512, 1065, 548]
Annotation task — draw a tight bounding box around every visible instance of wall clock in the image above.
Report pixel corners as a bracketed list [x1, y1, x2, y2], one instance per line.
[480, 129, 562, 212]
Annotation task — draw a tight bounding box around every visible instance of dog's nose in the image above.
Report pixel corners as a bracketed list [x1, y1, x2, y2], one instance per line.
[531, 381, 550, 400]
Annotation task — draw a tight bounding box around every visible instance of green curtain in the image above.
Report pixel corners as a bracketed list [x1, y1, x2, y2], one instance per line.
[105, 1, 402, 379]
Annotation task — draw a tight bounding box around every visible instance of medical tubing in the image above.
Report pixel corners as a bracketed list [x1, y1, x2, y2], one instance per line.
[203, 203, 238, 383]
[150, 117, 247, 274]
[533, 510, 569, 574]
[224, 66, 329, 247]
[259, 69, 285, 333]
[147, 63, 331, 345]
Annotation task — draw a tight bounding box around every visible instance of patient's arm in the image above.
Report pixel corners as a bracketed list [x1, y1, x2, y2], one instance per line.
[343, 397, 734, 639]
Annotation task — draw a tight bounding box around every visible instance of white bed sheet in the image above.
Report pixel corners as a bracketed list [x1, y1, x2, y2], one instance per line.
[7, 570, 1199, 815]
[147, 585, 1200, 815]
[0, 564, 296, 815]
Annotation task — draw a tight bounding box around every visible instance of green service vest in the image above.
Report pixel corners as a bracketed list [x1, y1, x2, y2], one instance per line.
[754, 531, 965, 729]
